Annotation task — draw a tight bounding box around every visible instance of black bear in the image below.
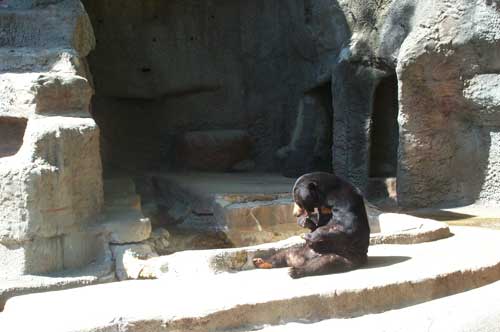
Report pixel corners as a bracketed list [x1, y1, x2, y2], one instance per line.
[253, 172, 370, 278]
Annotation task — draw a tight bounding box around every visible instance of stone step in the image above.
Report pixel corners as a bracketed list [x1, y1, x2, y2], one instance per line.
[96, 210, 151, 244]
[1, 227, 499, 331]
[0, 71, 91, 117]
[0, 47, 72, 73]
[151, 172, 295, 216]
[0, 255, 114, 311]
[0, 72, 39, 116]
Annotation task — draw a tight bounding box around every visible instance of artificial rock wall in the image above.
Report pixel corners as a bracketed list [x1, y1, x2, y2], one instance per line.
[0, 0, 103, 279]
[82, 0, 345, 173]
[2, 0, 500, 279]
[331, 0, 500, 207]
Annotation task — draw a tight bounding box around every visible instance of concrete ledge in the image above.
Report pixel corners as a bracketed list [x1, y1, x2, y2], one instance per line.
[105, 213, 452, 280]
[1, 227, 499, 332]
[0, 258, 114, 311]
[247, 280, 500, 332]
[371, 213, 452, 244]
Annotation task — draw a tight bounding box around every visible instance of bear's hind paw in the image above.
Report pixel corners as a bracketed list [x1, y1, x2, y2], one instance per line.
[253, 258, 273, 269]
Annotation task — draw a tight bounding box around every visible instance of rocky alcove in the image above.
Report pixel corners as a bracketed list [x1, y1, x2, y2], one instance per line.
[0, 116, 26, 158]
[82, 0, 340, 177]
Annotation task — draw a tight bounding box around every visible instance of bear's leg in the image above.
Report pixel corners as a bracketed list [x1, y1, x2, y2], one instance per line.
[253, 245, 313, 269]
[253, 249, 290, 269]
[288, 253, 356, 279]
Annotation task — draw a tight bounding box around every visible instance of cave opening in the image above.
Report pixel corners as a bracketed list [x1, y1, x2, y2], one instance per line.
[81, 0, 341, 242]
[368, 74, 399, 202]
[81, 0, 328, 178]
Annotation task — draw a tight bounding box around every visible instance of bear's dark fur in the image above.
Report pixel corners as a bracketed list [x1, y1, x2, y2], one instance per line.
[253, 172, 370, 278]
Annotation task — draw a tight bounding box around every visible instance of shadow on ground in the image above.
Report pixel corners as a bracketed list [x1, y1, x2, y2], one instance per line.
[363, 255, 411, 269]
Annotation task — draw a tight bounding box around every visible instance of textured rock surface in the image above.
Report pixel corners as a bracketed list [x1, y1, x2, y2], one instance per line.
[96, 211, 151, 245]
[144, 227, 170, 255]
[110, 243, 157, 281]
[176, 130, 252, 172]
[395, 0, 500, 207]
[0, 116, 103, 279]
[0, 0, 104, 279]
[321, 0, 500, 207]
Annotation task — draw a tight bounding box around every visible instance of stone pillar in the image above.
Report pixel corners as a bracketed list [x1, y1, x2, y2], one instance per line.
[331, 61, 381, 191]
[396, 0, 500, 208]
[0, 0, 104, 279]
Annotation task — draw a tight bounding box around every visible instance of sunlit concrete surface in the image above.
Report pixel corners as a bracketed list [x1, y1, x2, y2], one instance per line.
[0, 227, 499, 332]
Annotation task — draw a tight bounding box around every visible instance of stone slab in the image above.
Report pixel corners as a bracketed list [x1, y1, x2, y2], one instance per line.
[152, 172, 295, 212]
[370, 213, 452, 244]
[1, 227, 499, 332]
[0, 258, 114, 311]
[96, 211, 151, 244]
[248, 280, 500, 332]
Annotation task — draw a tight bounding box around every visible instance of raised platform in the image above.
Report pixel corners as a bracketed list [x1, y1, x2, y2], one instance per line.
[148, 172, 450, 250]
[1, 227, 499, 332]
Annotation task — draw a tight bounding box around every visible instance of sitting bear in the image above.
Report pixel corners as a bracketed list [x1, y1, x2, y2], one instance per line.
[253, 172, 370, 278]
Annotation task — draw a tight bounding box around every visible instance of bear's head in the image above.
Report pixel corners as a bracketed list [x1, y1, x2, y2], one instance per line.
[292, 181, 323, 217]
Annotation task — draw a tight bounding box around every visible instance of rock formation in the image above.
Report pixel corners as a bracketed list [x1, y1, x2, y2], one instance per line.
[1, 0, 500, 280]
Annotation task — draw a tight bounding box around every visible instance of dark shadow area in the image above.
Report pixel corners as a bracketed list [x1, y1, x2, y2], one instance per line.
[280, 82, 334, 178]
[0, 116, 27, 158]
[406, 210, 476, 221]
[486, 0, 500, 11]
[362, 255, 411, 269]
[81, 0, 348, 176]
[369, 74, 399, 177]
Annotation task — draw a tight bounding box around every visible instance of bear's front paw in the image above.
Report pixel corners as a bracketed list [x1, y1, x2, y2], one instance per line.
[253, 258, 273, 269]
[288, 266, 307, 279]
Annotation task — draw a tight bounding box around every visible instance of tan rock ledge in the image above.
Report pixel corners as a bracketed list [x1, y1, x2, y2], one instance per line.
[113, 213, 451, 280]
[1, 227, 499, 332]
